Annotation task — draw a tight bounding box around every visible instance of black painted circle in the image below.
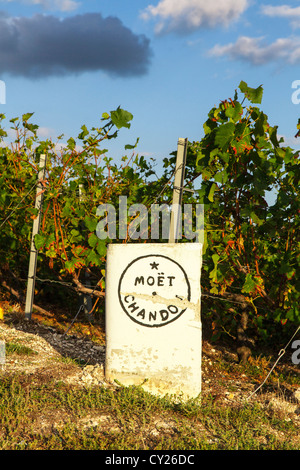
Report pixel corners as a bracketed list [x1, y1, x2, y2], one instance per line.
[118, 254, 191, 328]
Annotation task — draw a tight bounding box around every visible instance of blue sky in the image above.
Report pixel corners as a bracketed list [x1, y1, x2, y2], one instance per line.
[1, 0, 300, 175]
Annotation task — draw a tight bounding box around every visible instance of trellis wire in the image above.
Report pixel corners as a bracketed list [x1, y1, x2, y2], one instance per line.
[246, 324, 300, 401]
[0, 179, 40, 230]
[63, 278, 103, 337]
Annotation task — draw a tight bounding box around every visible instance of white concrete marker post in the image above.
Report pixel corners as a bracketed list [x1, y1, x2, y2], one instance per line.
[105, 243, 202, 399]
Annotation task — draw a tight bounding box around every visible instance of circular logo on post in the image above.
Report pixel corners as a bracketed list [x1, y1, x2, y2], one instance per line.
[118, 254, 191, 328]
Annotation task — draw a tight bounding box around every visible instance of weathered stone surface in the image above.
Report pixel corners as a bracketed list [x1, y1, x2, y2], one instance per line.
[105, 243, 202, 400]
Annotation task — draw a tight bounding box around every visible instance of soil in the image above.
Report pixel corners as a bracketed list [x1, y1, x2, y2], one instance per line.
[0, 311, 107, 388]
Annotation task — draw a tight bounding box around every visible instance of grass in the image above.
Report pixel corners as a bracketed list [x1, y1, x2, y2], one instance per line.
[6, 341, 38, 357]
[0, 309, 299, 450]
[0, 375, 299, 450]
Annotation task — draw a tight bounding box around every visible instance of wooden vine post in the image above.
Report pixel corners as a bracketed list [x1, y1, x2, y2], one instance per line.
[25, 154, 47, 320]
[169, 137, 188, 243]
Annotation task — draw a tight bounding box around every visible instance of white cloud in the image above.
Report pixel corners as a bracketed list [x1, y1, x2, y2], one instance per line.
[279, 134, 300, 149]
[0, 0, 80, 11]
[37, 126, 56, 138]
[261, 4, 300, 28]
[209, 35, 300, 65]
[141, 0, 249, 34]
